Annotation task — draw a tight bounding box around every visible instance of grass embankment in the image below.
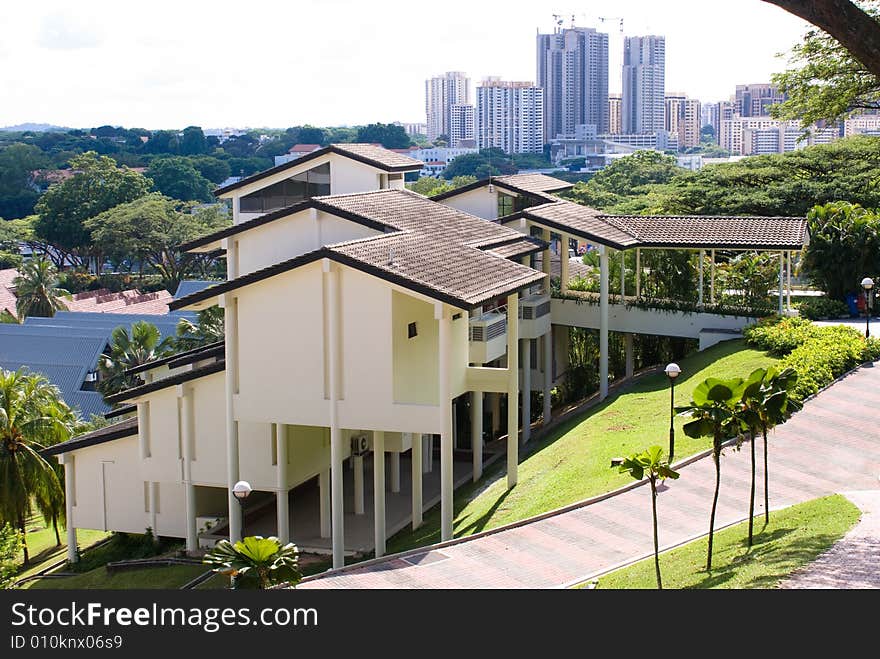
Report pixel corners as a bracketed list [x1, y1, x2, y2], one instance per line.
[385, 339, 778, 555]
[593, 495, 860, 589]
[13, 513, 109, 580]
[24, 564, 212, 590]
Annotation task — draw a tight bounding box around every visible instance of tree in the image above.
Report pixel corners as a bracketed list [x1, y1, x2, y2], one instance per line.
[13, 257, 70, 320]
[203, 536, 302, 589]
[568, 151, 683, 211]
[173, 306, 224, 352]
[0, 143, 48, 219]
[355, 123, 412, 149]
[84, 194, 230, 291]
[180, 126, 208, 156]
[143, 130, 179, 155]
[0, 523, 22, 588]
[677, 377, 744, 570]
[97, 321, 173, 399]
[442, 149, 517, 180]
[191, 156, 231, 184]
[802, 201, 880, 300]
[407, 175, 477, 198]
[614, 447, 679, 589]
[34, 152, 152, 263]
[146, 157, 214, 202]
[0, 369, 74, 564]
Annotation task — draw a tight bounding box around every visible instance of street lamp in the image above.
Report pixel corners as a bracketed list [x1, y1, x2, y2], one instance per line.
[232, 480, 252, 507]
[861, 278, 874, 339]
[665, 363, 682, 464]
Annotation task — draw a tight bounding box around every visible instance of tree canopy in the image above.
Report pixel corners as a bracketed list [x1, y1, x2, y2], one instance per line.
[146, 157, 214, 202]
[355, 123, 412, 149]
[442, 148, 518, 180]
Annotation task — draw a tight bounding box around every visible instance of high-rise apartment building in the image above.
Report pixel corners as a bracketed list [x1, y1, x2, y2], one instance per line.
[449, 104, 476, 148]
[608, 93, 622, 135]
[536, 26, 609, 142]
[622, 35, 666, 135]
[665, 93, 701, 149]
[735, 83, 785, 117]
[713, 100, 737, 146]
[425, 72, 471, 142]
[475, 78, 544, 154]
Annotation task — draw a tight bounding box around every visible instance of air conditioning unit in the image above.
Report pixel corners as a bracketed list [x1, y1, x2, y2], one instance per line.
[469, 311, 507, 364]
[519, 293, 551, 339]
[350, 435, 370, 456]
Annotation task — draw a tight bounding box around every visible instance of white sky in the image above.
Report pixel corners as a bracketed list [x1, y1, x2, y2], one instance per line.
[0, 0, 811, 130]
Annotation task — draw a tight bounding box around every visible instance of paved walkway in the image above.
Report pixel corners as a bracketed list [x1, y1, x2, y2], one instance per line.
[780, 490, 880, 589]
[301, 365, 880, 589]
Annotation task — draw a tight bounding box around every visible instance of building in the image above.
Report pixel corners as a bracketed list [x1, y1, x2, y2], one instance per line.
[844, 113, 880, 137]
[536, 26, 610, 141]
[608, 93, 622, 135]
[549, 124, 678, 169]
[449, 104, 476, 148]
[475, 78, 544, 154]
[723, 117, 841, 155]
[398, 146, 478, 177]
[46, 142, 808, 576]
[393, 121, 428, 138]
[665, 93, 701, 149]
[425, 72, 471, 142]
[735, 83, 785, 117]
[622, 35, 666, 135]
[274, 144, 324, 167]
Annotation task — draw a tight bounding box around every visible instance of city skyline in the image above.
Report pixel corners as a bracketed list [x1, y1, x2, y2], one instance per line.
[2, 0, 811, 129]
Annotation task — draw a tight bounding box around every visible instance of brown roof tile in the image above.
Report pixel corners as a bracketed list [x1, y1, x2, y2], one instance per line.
[514, 201, 641, 250]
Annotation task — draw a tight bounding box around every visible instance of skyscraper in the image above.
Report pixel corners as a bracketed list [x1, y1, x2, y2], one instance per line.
[622, 35, 666, 135]
[735, 83, 785, 117]
[536, 26, 609, 142]
[665, 93, 701, 149]
[608, 93, 622, 135]
[475, 78, 544, 154]
[449, 104, 476, 148]
[425, 72, 471, 142]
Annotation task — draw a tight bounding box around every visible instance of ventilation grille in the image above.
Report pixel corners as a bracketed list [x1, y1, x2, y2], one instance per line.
[469, 318, 507, 342]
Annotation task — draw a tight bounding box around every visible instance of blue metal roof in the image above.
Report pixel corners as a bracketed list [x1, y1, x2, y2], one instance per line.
[174, 280, 218, 299]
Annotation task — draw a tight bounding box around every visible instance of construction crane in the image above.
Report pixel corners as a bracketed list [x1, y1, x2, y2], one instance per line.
[598, 16, 625, 34]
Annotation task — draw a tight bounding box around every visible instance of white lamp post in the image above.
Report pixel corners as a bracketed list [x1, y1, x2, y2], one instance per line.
[862, 278, 874, 339]
[665, 363, 682, 464]
[232, 480, 252, 507]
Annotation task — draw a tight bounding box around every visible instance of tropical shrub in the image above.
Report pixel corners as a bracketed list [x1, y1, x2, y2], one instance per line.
[743, 316, 821, 356]
[795, 297, 850, 320]
[0, 523, 22, 589]
[204, 536, 301, 589]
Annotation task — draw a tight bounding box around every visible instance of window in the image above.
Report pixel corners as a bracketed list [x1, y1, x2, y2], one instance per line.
[408, 322, 418, 339]
[240, 162, 331, 213]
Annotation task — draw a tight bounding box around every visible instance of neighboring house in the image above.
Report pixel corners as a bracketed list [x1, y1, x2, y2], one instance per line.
[46, 144, 808, 573]
[0, 268, 17, 316]
[273, 144, 326, 167]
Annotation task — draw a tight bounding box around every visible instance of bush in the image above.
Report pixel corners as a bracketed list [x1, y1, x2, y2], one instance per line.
[796, 297, 850, 320]
[70, 530, 179, 573]
[742, 316, 820, 355]
[0, 251, 23, 269]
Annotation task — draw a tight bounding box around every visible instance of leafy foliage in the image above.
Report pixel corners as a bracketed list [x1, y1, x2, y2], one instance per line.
[795, 297, 850, 320]
[354, 123, 412, 149]
[173, 306, 224, 352]
[13, 257, 70, 319]
[97, 321, 173, 399]
[406, 175, 477, 198]
[146, 157, 214, 202]
[204, 536, 302, 589]
[442, 148, 518, 179]
[0, 522, 22, 589]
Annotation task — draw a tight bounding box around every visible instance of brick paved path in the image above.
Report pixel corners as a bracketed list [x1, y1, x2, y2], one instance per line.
[780, 490, 880, 589]
[301, 365, 880, 589]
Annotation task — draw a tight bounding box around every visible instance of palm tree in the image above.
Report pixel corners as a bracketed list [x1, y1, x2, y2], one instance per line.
[614, 446, 679, 589]
[173, 305, 224, 352]
[13, 257, 70, 319]
[204, 536, 302, 589]
[678, 377, 744, 570]
[0, 369, 76, 564]
[97, 321, 172, 399]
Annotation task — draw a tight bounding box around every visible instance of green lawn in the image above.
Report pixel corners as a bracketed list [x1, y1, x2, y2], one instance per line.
[24, 563, 212, 590]
[592, 495, 860, 589]
[385, 339, 779, 556]
[13, 514, 110, 580]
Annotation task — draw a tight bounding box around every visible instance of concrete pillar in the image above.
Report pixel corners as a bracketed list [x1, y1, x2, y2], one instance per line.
[635, 248, 641, 298]
[438, 304, 454, 541]
[353, 454, 365, 515]
[373, 431, 386, 557]
[275, 424, 290, 544]
[319, 469, 330, 538]
[411, 433, 423, 529]
[390, 452, 400, 494]
[62, 455, 77, 563]
[521, 338, 531, 445]
[490, 393, 501, 437]
[542, 228, 552, 281]
[326, 260, 344, 568]
[471, 389, 483, 482]
[507, 293, 520, 488]
[136, 402, 150, 459]
[698, 249, 705, 306]
[149, 482, 159, 538]
[422, 434, 433, 473]
[710, 249, 716, 304]
[620, 251, 626, 298]
[542, 331, 552, 425]
[599, 247, 609, 400]
[787, 251, 793, 312]
[778, 251, 785, 315]
[625, 333, 634, 379]
[180, 387, 198, 553]
[223, 292, 242, 543]
[560, 235, 570, 294]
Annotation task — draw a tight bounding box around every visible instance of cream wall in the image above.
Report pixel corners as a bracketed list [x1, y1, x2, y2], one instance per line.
[141, 387, 181, 483]
[329, 155, 381, 195]
[438, 188, 499, 220]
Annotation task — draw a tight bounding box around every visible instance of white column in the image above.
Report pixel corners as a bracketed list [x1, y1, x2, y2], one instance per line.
[390, 452, 400, 494]
[542, 330, 552, 425]
[373, 431, 386, 557]
[625, 333, 634, 379]
[507, 293, 520, 488]
[542, 229, 552, 288]
[778, 251, 785, 315]
[223, 292, 242, 543]
[275, 424, 290, 544]
[599, 247, 609, 400]
[635, 248, 641, 298]
[325, 261, 344, 568]
[560, 235, 570, 294]
[438, 304, 454, 542]
[787, 251, 793, 312]
[318, 469, 330, 538]
[62, 455, 77, 563]
[710, 249, 716, 304]
[521, 338, 531, 445]
[422, 434, 433, 473]
[620, 251, 626, 298]
[149, 482, 159, 539]
[136, 402, 150, 459]
[471, 389, 483, 482]
[180, 386, 197, 553]
[698, 250, 705, 306]
[411, 434, 423, 529]
[353, 454, 365, 515]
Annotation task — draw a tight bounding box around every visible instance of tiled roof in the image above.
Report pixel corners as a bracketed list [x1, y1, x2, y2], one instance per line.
[288, 144, 322, 153]
[215, 144, 423, 196]
[512, 201, 641, 250]
[494, 174, 574, 195]
[485, 237, 546, 260]
[604, 215, 808, 250]
[63, 288, 174, 315]
[42, 416, 138, 456]
[0, 268, 18, 315]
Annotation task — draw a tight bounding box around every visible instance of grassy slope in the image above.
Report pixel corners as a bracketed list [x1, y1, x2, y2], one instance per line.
[386, 340, 778, 555]
[594, 495, 860, 589]
[24, 564, 211, 590]
[13, 513, 110, 580]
